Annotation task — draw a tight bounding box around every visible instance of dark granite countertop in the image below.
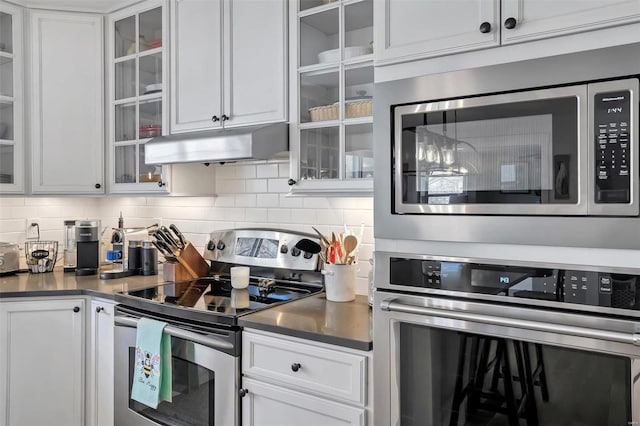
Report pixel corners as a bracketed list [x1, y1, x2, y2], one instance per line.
[239, 294, 373, 351]
[0, 268, 373, 351]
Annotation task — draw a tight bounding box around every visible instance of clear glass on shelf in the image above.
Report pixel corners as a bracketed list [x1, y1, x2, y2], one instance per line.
[115, 102, 136, 142]
[114, 16, 135, 58]
[139, 98, 162, 138]
[300, 69, 339, 123]
[345, 123, 373, 179]
[300, 127, 339, 180]
[344, 0, 373, 54]
[0, 144, 14, 183]
[114, 59, 135, 100]
[0, 12, 13, 54]
[139, 52, 162, 96]
[138, 144, 161, 183]
[139, 7, 162, 53]
[114, 144, 136, 183]
[0, 100, 13, 141]
[300, 7, 338, 67]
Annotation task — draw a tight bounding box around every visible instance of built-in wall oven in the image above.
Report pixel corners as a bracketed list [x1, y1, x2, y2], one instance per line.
[374, 43, 640, 249]
[374, 252, 640, 426]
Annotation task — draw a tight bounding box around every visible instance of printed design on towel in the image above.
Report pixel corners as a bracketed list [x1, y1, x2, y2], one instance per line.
[136, 346, 161, 383]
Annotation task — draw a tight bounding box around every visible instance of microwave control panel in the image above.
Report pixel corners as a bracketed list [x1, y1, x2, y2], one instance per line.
[594, 90, 631, 203]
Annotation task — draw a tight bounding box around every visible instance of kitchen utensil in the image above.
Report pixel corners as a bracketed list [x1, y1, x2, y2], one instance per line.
[169, 224, 187, 248]
[160, 226, 180, 249]
[343, 235, 358, 261]
[230, 266, 250, 289]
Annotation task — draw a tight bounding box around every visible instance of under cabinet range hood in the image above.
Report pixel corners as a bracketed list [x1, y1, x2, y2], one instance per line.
[144, 122, 288, 165]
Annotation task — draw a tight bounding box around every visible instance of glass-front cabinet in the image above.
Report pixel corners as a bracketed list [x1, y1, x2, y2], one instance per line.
[108, 0, 168, 193]
[290, 0, 374, 195]
[0, 3, 23, 194]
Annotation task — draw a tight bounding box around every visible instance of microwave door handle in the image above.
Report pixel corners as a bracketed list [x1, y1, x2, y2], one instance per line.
[380, 299, 640, 346]
[114, 315, 234, 351]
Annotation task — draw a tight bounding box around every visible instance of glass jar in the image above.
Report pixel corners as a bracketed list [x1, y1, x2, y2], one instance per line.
[63, 220, 76, 272]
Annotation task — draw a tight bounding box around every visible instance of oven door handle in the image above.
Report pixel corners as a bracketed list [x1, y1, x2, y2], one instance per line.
[380, 300, 640, 346]
[115, 315, 234, 351]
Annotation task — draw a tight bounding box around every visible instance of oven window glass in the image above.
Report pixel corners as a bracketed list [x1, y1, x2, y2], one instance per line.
[128, 343, 215, 426]
[397, 97, 579, 207]
[397, 323, 629, 425]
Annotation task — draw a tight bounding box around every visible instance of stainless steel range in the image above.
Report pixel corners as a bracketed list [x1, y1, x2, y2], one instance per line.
[114, 228, 323, 426]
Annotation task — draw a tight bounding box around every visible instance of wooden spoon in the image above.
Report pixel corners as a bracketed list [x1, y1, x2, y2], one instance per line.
[343, 235, 358, 260]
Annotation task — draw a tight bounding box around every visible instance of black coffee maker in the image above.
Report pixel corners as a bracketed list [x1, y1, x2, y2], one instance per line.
[75, 220, 100, 276]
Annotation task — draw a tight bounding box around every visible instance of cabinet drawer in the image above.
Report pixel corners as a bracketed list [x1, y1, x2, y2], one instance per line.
[242, 331, 368, 405]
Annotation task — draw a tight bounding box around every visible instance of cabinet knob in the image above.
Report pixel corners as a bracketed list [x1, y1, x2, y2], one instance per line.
[73, 306, 80, 313]
[504, 17, 517, 29]
[291, 363, 301, 372]
[479, 21, 491, 33]
[239, 388, 249, 397]
[211, 115, 219, 122]
[221, 114, 229, 122]
[157, 180, 166, 187]
[95, 183, 101, 189]
[287, 178, 297, 186]
[96, 306, 104, 313]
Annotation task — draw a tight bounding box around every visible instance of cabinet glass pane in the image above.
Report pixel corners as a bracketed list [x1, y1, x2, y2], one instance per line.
[139, 144, 161, 183]
[115, 144, 136, 183]
[300, 0, 332, 12]
[115, 102, 136, 142]
[115, 16, 135, 58]
[301, 70, 339, 123]
[344, 0, 373, 53]
[0, 56, 12, 97]
[0, 144, 14, 183]
[300, 8, 338, 67]
[139, 7, 162, 53]
[115, 59, 135, 100]
[0, 12, 13, 54]
[0, 101, 13, 141]
[345, 123, 373, 179]
[300, 127, 339, 180]
[345, 66, 373, 120]
[139, 99, 162, 139]
[139, 53, 162, 96]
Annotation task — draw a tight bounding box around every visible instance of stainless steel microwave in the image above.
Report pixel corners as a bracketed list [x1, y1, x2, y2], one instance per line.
[393, 77, 638, 216]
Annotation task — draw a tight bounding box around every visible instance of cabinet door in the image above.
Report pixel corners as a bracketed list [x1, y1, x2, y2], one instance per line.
[170, 0, 223, 133]
[0, 299, 85, 426]
[501, 0, 640, 45]
[242, 378, 366, 426]
[29, 11, 104, 194]
[223, 0, 287, 128]
[374, 0, 499, 65]
[87, 300, 115, 426]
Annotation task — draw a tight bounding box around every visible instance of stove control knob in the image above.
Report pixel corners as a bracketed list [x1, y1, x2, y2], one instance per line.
[217, 241, 226, 251]
[291, 247, 301, 257]
[207, 240, 216, 251]
[303, 251, 313, 259]
[280, 244, 288, 254]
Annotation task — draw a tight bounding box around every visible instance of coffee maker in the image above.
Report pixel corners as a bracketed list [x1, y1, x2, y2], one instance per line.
[75, 220, 100, 276]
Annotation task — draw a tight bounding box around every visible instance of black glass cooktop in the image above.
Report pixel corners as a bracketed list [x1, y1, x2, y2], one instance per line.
[121, 277, 321, 318]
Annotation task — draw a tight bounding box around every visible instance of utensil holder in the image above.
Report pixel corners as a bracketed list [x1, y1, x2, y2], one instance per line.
[322, 263, 357, 302]
[175, 242, 210, 278]
[163, 260, 196, 282]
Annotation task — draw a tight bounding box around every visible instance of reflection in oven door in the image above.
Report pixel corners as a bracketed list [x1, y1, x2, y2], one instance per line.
[115, 318, 239, 426]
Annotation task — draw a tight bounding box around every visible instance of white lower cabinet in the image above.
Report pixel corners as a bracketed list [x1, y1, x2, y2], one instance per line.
[242, 329, 371, 426]
[0, 298, 86, 426]
[87, 299, 116, 426]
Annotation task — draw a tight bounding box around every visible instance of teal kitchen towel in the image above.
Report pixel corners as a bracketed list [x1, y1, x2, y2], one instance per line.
[131, 317, 172, 409]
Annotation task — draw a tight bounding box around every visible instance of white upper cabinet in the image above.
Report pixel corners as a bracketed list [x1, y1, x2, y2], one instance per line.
[29, 10, 104, 194]
[170, 0, 287, 134]
[501, 0, 640, 44]
[0, 2, 24, 194]
[375, 0, 640, 66]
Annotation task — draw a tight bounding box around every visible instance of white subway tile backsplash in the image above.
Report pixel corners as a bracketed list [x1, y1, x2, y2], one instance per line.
[267, 208, 291, 223]
[216, 164, 236, 179]
[0, 219, 26, 233]
[256, 194, 279, 207]
[0, 198, 25, 207]
[267, 178, 290, 193]
[302, 197, 331, 209]
[245, 179, 267, 193]
[278, 194, 303, 208]
[245, 208, 268, 222]
[343, 209, 374, 227]
[216, 179, 246, 194]
[235, 194, 257, 207]
[214, 195, 236, 207]
[256, 164, 279, 178]
[236, 165, 257, 179]
[278, 162, 290, 178]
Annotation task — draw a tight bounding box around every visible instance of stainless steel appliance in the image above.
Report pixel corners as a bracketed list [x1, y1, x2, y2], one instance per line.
[114, 228, 324, 426]
[374, 43, 640, 248]
[373, 251, 640, 426]
[75, 220, 100, 276]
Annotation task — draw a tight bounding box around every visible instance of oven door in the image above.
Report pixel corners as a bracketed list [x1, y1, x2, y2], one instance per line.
[374, 292, 640, 426]
[393, 85, 588, 215]
[114, 310, 240, 426]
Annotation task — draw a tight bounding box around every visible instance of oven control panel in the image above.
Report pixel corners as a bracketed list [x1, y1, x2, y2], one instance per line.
[204, 229, 320, 271]
[594, 90, 631, 204]
[389, 257, 640, 311]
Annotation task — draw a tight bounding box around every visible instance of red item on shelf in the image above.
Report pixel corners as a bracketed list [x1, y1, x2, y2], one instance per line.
[148, 39, 162, 48]
[139, 124, 162, 138]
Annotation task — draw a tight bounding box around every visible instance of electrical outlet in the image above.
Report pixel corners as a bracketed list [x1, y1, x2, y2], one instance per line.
[26, 219, 40, 239]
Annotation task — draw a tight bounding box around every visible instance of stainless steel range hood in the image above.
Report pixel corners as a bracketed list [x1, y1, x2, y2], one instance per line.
[144, 122, 288, 165]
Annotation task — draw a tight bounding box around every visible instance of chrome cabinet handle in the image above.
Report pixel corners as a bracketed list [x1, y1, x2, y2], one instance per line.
[381, 300, 640, 346]
[114, 315, 233, 351]
[211, 115, 219, 122]
[221, 114, 229, 121]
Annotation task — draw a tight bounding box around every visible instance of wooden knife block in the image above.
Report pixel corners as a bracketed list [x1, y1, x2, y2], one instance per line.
[175, 242, 210, 279]
[163, 260, 195, 282]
